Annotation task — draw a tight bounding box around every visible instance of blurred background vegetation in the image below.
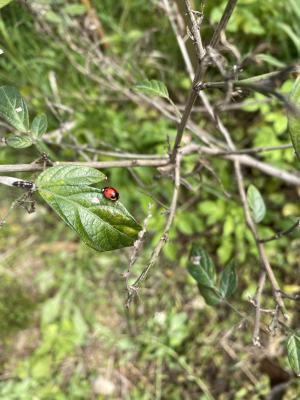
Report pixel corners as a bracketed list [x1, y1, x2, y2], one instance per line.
[0, 0, 299, 398]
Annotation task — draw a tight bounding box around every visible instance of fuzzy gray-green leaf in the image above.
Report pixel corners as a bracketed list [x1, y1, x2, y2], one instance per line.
[0, 86, 29, 132]
[37, 166, 141, 252]
[134, 79, 169, 99]
[31, 114, 48, 138]
[6, 135, 32, 149]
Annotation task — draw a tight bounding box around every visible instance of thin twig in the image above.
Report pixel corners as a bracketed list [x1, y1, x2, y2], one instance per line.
[0, 159, 170, 173]
[234, 161, 286, 316]
[259, 219, 300, 243]
[126, 153, 181, 305]
[252, 272, 266, 347]
[209, 0, 238, 48]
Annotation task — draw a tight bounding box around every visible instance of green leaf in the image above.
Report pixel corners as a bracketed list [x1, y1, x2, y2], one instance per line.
[6, 135, 32, 149]
[63, 4, 87, 16]
[0, 0, 13, 9]
[287, 335, 300, 376]
[134, 80, 169, 99]
[0, 86, 29, 132]
[31, 113, 48, 138]
[197, 285, 221, 306]
[247, 184, 266, 223]
[187, 245, 216, 288]
[36, 166, 142, 252]
[288, 76, 300, 159]
[220, 260, 238, 299]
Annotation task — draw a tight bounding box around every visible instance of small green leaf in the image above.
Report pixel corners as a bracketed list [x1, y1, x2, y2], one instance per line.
[287, 335, 300, 376]
[0, 0, 13, 9]
[36, 166, 142, 252]
[37, 165, 106, 187]
[31, 113, 48, 138]
[6, 135, 32, 149]
[197, 285, 221, 306]
[288, 76, 300, 159]
[220, 260, 238, 299]
[134, 79, 169, 99]
[63, 4, 87, 16]
[247, 184, 266, 223]
[0, 86, 29, 132]
[187, 245, 216, 288]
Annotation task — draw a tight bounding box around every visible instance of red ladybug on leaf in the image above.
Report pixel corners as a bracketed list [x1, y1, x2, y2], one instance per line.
[102, 187, 119, 201]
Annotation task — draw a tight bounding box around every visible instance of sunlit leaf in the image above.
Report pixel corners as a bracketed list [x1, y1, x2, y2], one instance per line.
[36, 166, 142, 252]
[247, 185, 266, 223]
[287, 335, 300, 376]
[0, 0, 13, 9]
[134, 79, 169, 99]
[31, 113, 48, 138]
[220, 260, 238, 299]
[6, 135, 32, 149]
[288, 76, 300, 159]
[0, 86, 29, 132]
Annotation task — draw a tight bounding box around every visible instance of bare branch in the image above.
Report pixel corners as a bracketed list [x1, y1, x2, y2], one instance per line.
[183, 0, 206, 60]
[127, 153, 181, 305]
[209, 0, 238, 48]
[0, 159, 170, 173]
[252, 272, 266, 347]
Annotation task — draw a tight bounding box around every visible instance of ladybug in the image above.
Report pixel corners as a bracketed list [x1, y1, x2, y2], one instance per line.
[102, 186, 119, 201]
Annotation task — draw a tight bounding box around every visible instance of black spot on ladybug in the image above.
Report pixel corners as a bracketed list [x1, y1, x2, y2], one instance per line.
[102, 187, 119, 201]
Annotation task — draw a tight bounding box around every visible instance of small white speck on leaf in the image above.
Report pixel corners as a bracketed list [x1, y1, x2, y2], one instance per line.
[91, 197, 100, 204]
[15, 107, 23, 113]
[191, 255, 201, 265]
[0, 49, 4, 55]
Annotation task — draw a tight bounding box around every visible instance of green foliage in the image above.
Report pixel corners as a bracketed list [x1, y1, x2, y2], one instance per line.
[62, 4, 87, 16]
[220, 260, 238, 299]
[37, 166, 141, 252]
[0, 85, 29, 132]
[31, 113, 48, 138]
[288, 76, 300, 158]
[188, 245, 238, 305]
[134, 79, 169, 99]
[0, 0, 13, 10]
[6, 134, 32, 148]
[247, 184, 266, 223]
[0, 275, 35, 337]
[287, 335, 300, 376]
[0, 0, 300, 397]
[187, 245, 221, 306]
